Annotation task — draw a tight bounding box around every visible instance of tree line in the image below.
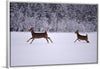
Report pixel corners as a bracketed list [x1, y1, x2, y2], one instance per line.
[10, 2, 98, 32]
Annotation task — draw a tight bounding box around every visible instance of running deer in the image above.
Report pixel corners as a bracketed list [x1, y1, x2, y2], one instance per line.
[27, 27, 53, 44]
[74, 30, 89, 43]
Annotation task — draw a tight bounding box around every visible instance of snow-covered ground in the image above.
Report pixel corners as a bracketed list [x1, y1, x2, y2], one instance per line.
[10, 32, 97, 66]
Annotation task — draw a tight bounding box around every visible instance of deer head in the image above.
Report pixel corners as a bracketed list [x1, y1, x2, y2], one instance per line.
[75, 30, 79, 34]
[29, 27, 33, 32]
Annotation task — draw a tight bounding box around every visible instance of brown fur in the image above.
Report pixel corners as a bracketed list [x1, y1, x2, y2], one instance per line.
[27, 27, 53, 44]
[74, 30, 89, 43]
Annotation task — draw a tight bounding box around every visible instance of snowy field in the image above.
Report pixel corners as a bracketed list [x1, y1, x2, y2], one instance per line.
[10, 32, 97, 66]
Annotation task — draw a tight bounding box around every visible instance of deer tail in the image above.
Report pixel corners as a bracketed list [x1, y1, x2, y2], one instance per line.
[86, 34, 88, 36]
[45, 30, 47, 33]
[86, 34, 88, 38]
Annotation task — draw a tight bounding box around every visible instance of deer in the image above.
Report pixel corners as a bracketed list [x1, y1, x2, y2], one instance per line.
[27, 27, 53, 44]
[74, 30, 89, 43]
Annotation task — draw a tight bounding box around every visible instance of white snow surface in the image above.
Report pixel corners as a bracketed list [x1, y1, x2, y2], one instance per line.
[11, 32, 97, 66]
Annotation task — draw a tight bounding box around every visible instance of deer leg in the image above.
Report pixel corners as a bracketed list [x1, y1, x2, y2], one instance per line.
[47, 37, 53, 43]
[78, 39, 80, 41]
[45, 38, 49, 43]
[86, 40, 89, 43]
[74, 39, 78, 43]
[27, 37, 32, 42]
[30, 39, 34, 44]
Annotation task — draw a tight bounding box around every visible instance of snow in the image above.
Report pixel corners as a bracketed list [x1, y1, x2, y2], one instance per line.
[10, 32, 97, 66]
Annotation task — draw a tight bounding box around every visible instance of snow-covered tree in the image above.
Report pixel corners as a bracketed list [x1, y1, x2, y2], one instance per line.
[10, 2, 98, 32]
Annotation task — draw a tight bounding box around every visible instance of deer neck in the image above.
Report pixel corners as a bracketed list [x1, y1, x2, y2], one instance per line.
[31, 30, 34, 37]
[77, 32, 80, 37]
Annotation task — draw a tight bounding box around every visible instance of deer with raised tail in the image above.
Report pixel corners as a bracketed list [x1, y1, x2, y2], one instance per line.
[74, 30, 90, 43]
[27, 27, 53, 44]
